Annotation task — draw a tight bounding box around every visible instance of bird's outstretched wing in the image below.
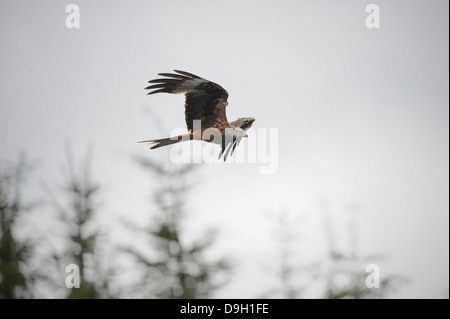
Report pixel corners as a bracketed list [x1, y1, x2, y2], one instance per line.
[145, 70, 230, 132]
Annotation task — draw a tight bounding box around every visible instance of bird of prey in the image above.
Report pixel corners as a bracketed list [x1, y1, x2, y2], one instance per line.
[140, 70, 255, 160]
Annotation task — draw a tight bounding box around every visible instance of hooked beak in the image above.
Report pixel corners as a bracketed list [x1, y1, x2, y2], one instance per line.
[241, 132, 248, 138]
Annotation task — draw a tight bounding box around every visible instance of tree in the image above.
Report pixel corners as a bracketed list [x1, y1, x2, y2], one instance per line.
[51, 147, 115, 299]
[319, 201, 404, 299]
[261, 210, 307, 299]
[0, 155, 35, 298]
[124, 157, 229, 298]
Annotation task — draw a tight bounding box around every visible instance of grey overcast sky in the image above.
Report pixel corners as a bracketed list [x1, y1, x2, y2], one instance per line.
[0, 0, 448, 298]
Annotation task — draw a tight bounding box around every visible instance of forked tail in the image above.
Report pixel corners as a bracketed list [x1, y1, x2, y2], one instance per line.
[138, 134, 189, 149]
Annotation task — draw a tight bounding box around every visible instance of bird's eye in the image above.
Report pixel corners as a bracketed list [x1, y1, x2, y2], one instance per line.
[238, 117, 248, 123]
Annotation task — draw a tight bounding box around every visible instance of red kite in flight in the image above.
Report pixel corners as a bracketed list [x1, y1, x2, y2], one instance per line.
[140, 70, 255, 160]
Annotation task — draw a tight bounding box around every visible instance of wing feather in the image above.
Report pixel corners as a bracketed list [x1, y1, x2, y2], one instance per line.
[173, 70, 202, 78]
[145, 70, 230, 131]
[157, 72, 191, 80]
[147, 88, 166, 95]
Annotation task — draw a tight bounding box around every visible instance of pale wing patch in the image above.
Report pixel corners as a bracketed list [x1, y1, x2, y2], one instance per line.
[216, 99, 228, 108]
[175, 78, 208, 93]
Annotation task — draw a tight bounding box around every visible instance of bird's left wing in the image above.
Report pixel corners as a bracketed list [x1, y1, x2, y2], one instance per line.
[145, 70, 230, 132]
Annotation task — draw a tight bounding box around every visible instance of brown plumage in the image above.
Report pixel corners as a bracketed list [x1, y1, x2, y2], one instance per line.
[141, 70, 255, 160]
[229, 117, 256, 131]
